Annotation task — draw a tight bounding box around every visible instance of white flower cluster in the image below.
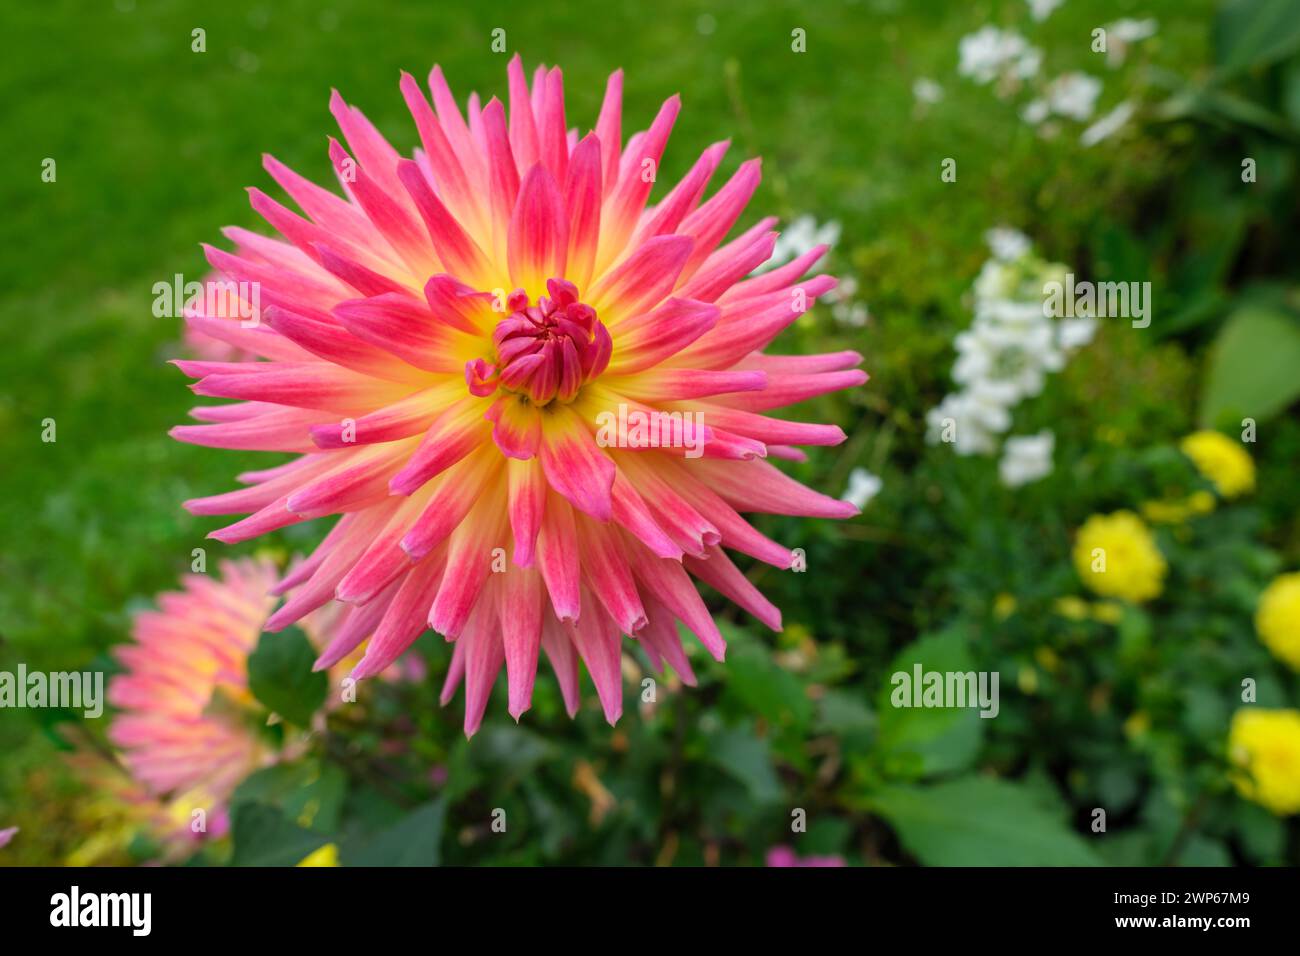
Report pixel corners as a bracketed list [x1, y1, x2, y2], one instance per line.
[926, 229, 1096, 486]
[958, 27, 1042, 87]
[957, 13, 1157, 146]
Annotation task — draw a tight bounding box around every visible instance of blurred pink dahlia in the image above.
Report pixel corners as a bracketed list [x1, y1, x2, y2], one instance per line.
[108, 557, 280, 830]
[174, 58, 866, 734]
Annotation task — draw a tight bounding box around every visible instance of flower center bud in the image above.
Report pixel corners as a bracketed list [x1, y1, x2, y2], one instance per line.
[475, 278, 612, 406]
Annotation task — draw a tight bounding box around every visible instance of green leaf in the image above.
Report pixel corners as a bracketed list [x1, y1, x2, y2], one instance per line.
[706, 727, 782, 803]
[232, 761, 347, 834]
[875, 628, 986, 778]
[344, 799, 446, 867]
[1200, 306, 1300, 427]
[724, 639, 813, 729]
[1215, 0, 1300, 76]
[870, 776, 1103, 866]
[230, 802, 328, 867]
[246, 625, 328, 726]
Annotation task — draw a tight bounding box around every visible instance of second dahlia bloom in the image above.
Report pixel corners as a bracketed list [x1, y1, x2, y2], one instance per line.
[108, 557, 281, 835]
[174, 58, 865, 733]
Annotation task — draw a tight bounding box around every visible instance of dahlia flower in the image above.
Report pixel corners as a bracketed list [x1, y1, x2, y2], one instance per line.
[108, 557, 281, 828]
[173, 58, 865, 734]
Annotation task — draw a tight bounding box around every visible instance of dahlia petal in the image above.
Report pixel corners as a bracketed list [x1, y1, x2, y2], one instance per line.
[610, 470, 683, 560]
[676, 158, 762, 277]
[170, 407, 321, 453]
[675, 229, 778, 302]
[539, 404, 616, 521]
[313, 242, 412, 298]
[605, 297, 720, 374]
[334, 494, 429, 603]
[541, 615, 581, 717]
[395, 159, 494, 286]
[499, 568, 544, 719]
[325, 136, 426, 277]
[566, 605, 623, 725]
[265, 502, 400, 630]
[539, 67, 569, 184]
[740, 349, 864, 374]
[630, 140, 729, 247]
[428, 501, 506, 637]
[310, 385, 454, 448]
[684, 546, 782, 631]
[506, 54, 541, 171]
[481, 97, 519, 262]
[625, 540, 726, 661]
[576, 519, 648, 633]
[507, 457, 547, 567]
[262, 153, 379, 255]
[536, 494, 582, 622]
[191, 361, 403, 414]
[563, 134, 603, 292]
[588, 233, 694, 325]
[695, 459, 860, 518]
[699, 406, 846, 447]
[486, 394, 543, 459]
[622, 369, 767, 402]
[714, 368, 869, 411]
[423, 274, 496, 336]
[261, 305, 414, 381]
[401, 447, 500, 560]
[460, 601, 506, 737]
[182, 313, 310, 362]
[353, 554, 444, 679]
[390, 397, 490, 495]
[637, 597, 698, 686]
[329, 91, 408, 205]
[314, 578, 400, 670]
[508, 164, 568, 294]
[399, 72, 482, 230]
[598, 94, 680, 269]
[720, 244, 830, 303]
[594, 69, 623, 201]
[334, 291, 471, 371]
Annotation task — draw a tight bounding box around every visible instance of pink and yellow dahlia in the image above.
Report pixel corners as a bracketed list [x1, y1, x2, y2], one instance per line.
[108, 557, 280, 830]
[173, 58, 865, 734]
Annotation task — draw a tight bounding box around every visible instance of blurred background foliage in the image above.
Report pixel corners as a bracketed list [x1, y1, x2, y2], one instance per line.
[2, 0, 1299, 866]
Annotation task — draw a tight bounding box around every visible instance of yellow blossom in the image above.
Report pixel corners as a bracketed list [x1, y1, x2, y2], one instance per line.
[993, 593, 1017, 620]
[296, 843, 340, 867]
[1228, 709, 1300, 816]
[1054, 596, 1090, 621]
[1091, 601, 1124, 625]
[1256, 573, 1300, 672]
[1181, 430, 1254, 498]
[1073, 511, 1167, 603]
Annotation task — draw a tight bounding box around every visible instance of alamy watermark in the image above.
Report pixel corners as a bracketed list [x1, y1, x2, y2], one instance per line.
[152, 274, 261, 327]
[890, 665, 1000, 719]
[594, 403, 705, 459]
[0, 665, 104, 718]
[1043, 272, 1150, 328]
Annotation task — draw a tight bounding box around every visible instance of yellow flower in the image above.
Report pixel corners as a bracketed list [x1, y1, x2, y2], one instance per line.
[1141, 490, 1216, 525]
[1091, 600, 1124, 625]
[1228, 709, 1300, 816]
[296, 843, 340, 867]
[1256, 573, 1300, 672]
[993, 593, 1018, 620]
[1073, 511, 1167, 603]
[1124, 710, 1151, 740]
[1053, 596, 1090, 621]
[1180, 430, 1254, 498]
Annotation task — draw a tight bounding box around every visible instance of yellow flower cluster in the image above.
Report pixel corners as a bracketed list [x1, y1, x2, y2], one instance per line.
[1229, 709, 1300, 816]
[1180, 430, 1255, 498]
[1140, 490, 1215, 525]
[1073, 510, 1167, 603]
[1256, 573, 1300, 672]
